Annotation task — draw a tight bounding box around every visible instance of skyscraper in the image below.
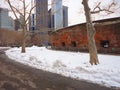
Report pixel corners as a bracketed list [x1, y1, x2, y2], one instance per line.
[34, 0, 48, 30]
[29, 14, 35, 31]
[34, 0, 49, 46]
[63, 6, 68, 27]
[48, 5, 68, 30]
[52, 0, 63, 30]
[0, 8, 14, 30]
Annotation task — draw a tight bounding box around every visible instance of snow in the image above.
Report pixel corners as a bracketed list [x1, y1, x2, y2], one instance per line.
[0, 47, 10, 49]
[5, 46, 120, 88]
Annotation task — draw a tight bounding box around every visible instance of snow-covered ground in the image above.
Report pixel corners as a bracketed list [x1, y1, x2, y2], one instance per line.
[0, 47, 10, 49]
[4, 46, 120, 88]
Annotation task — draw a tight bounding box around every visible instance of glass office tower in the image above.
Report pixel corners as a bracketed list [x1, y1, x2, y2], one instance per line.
[52, 0, 63, 30]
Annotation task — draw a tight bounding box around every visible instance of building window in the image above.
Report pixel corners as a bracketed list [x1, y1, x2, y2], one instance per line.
[71, 41, 77, 47]
[100, 40, 109, 48]
[61, 42, 65, 47]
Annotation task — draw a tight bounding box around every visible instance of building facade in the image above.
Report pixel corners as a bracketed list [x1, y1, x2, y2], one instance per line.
[14, 19, 20, 31]
[33, 0, 49, 46]
[0, 8, 14, 30]
[34, 0, 48, 30]
[48, 5, 68, 30]
[29, 13, 35, 31]
[63, 6, 68, 27]
[49, 17, 120, 54]
[51, 0, 63, 30]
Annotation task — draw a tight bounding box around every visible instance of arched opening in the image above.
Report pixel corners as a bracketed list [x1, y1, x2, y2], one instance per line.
[61, 42, 65, 47]
[100, 40, 109, 48]
[71, 41, 77, 47]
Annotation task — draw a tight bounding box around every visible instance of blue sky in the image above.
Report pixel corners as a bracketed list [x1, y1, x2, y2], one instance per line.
[0, 0, 120, 26]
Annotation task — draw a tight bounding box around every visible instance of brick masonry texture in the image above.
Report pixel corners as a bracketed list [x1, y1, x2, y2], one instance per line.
[49, 17, 120, 54]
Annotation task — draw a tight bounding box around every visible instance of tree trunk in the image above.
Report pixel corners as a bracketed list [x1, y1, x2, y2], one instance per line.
[21, 27, 26, 53]
[21, 0, 26, 53]
[82, 0, 99, 65]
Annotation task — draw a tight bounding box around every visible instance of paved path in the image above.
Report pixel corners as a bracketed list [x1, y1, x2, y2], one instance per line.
[0, 48, 118, 90]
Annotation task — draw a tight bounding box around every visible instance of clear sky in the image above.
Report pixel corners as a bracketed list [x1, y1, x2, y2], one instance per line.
[0, 0, 120, 26]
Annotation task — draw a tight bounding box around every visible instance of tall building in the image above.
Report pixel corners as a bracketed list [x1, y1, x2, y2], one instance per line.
[33, 0, 49, 46]
[51, 0, 63, 30]
[29, 13, 35, 31]
[14, 15, 25, 31]
[48, 9, 53, 29]
[63, 6, 68, 27]
[0, 8, 14, 30]
[34, 0, 48, 30]
[9, 16, 15, 30]
[14, 19, 20, 31]
[48, 5, 68, 30]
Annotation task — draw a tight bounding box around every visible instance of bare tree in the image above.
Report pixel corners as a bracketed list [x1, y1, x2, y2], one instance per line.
[91, 0, 120, 23]
[82, 0, 99, 65]
[82, 0, 119, 65]
[5, 0, 35, 53]
[91, 0, 119, 15]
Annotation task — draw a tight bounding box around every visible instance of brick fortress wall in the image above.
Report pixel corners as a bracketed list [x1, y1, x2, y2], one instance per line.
[49, 18, 120, 54]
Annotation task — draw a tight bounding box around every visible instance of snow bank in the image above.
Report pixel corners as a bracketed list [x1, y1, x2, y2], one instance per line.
[5, 46, 120, 88]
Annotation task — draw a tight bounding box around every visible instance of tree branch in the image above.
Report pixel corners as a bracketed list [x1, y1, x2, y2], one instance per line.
[91, 0, 116, 14]
[6, 0, 18, 19]
[12, 6, 24, 17]
[25, 5, 36, 24]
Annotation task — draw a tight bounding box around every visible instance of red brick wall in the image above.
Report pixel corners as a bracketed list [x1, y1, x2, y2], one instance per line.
[50, 19, 120, 54]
